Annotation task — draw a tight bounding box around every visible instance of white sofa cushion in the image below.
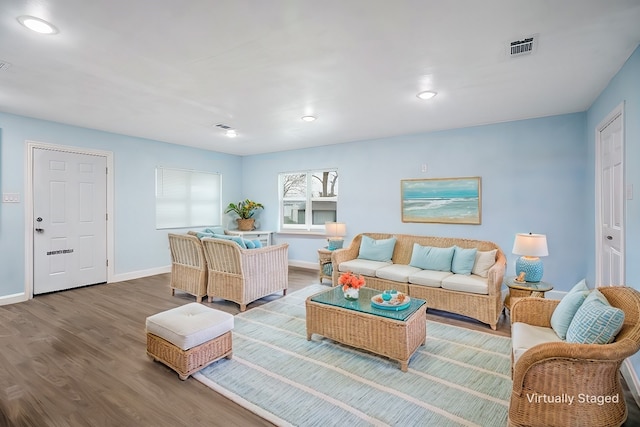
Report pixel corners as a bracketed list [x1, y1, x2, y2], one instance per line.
[512, 322, 563, 363]
[441, 274, 488, 295]
[375, 264, 422, 283]
[339, 259, 391, 277]
[408, 269, 452, 287]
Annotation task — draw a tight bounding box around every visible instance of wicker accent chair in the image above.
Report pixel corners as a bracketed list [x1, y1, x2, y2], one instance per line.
[201, 237, 289, 311]
[509, 286, 640, 427]
[168, 233, 208, 302]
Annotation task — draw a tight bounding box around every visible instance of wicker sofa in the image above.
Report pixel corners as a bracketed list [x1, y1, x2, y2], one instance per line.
[509, 286, 640, 427]
[331, 233, 506, 329]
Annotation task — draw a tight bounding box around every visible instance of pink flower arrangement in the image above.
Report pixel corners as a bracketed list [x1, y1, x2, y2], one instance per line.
[338, 271, 365, 290]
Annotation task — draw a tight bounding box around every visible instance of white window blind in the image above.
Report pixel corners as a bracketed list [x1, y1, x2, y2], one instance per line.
[155, 167, 221, 229]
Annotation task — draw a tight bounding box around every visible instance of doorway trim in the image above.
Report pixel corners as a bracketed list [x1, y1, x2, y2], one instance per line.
[594, 102, 625, 287]
[25, 141, 115, 299]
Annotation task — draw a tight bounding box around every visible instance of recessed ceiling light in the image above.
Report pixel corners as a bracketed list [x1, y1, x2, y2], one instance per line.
[225, 129, 237, 138]
[416, 90, 437, 100]
[17, 16, 59, 35]
[301, 115, 317, 122]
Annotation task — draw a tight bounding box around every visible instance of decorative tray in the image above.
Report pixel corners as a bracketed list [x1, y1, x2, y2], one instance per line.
[371, 292, 411, 311]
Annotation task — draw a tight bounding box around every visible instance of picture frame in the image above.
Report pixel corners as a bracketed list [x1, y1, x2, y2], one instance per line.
[401, 177, 481, 224]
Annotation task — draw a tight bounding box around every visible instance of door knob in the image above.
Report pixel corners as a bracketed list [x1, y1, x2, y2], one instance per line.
[606, 235, 613, 240]
[35, 228, 44, 233]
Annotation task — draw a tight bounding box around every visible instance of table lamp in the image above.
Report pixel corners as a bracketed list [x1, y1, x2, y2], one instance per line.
[325, 222, 346, 250]
[512, 232, 548, 282]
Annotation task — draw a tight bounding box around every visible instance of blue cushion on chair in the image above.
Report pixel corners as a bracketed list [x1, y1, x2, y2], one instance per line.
[204, 226, 225, 235]
[566, 288, 625, 344]
[357, 235, 396, 262]
[252, 239, 263, 248]
[244, 239, 256, 249]
[550, 279, 589, 339]
[451, 246, 477, 275]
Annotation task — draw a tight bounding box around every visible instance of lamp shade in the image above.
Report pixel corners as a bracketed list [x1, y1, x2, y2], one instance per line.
[325, 222, 346, 238]
[512, 233, 548, 257]
[512, 233, 548, 282]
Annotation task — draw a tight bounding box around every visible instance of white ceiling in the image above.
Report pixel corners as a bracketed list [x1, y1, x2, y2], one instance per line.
[1, 1, 640, 156]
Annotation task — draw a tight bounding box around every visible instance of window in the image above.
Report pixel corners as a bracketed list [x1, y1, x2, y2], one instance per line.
[155, 167, 221, 229]
[279, 169, 338, 230]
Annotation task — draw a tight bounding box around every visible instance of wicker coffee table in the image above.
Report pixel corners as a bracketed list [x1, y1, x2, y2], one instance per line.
[306, 286, 427, 371]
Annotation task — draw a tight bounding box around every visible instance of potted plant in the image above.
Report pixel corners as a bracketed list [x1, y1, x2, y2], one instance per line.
[225, 199, 264, 231]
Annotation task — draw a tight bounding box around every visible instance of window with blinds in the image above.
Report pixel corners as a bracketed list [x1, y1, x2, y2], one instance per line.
[155, 167, 221, 229]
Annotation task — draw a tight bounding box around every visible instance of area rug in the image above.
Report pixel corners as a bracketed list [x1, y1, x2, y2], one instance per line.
[194, 285, 512, 427]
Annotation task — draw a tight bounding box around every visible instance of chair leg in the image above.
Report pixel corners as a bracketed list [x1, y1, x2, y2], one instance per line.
[171, 288, 175, 296]
[240, 304, 247, 312]
[283, 289, 287, 296]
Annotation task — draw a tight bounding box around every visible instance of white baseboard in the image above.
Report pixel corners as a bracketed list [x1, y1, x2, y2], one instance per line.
[288, 260, 318, 271]
[0, 292, 28, 306]
[110, 265, 171, 283]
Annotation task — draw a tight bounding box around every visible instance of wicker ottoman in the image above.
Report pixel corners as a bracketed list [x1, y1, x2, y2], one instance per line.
[146, 303, 234, 380]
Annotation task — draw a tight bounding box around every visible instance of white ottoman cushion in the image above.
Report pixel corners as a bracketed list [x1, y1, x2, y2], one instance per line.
[146, 303, 234, 350]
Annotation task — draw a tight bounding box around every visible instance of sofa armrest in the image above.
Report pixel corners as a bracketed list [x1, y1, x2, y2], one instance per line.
[486, 251, 506, 296]
[511, 297, 559, 327]
[331, 234, 363, 285]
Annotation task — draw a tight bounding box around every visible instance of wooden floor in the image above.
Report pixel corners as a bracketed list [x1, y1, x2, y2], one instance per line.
[0, 268, 638, 426]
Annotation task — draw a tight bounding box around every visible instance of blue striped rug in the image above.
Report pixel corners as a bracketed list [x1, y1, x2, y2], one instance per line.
[194, 285, 511, 427]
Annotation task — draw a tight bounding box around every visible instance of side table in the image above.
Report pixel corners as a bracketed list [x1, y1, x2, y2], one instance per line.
[318, 248, 333, 284]
[504, 277, 554, 310]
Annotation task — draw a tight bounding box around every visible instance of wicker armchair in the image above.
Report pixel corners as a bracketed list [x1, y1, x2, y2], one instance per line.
[509, 286, 640, 427]
[201, 238, 289, 311]
[168, 233, 208, 302]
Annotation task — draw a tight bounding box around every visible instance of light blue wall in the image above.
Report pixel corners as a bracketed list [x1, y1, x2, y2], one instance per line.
[243, 113, 589, 290]
[0, 112, 243, 297]
[586, 45, 640, 372]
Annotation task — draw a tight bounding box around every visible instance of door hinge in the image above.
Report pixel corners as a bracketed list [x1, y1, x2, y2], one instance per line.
[106, 213, 108, 221]
[106, 259, 109, 267]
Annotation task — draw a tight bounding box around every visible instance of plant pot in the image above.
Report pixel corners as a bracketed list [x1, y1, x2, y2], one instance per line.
[237, 218, 255, 231]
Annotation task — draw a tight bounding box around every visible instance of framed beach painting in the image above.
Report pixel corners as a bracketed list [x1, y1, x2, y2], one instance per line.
[401, 177, 481, 224]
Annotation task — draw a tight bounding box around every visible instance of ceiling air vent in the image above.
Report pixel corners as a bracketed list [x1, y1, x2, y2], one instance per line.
[0, 60, 11, 71]
[215, 124, 232, 130]
[509, 35, 537, 57]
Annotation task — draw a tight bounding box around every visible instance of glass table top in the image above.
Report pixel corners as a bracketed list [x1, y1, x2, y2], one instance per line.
[310, 286, 426, 321]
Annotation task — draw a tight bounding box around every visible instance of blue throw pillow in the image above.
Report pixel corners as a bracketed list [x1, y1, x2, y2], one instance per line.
[204, 226, 225, 235]
[410, 244, 455, 272]
[550, 279, 589, 339]
[252, 239, 263, 248]
[409, 244, 432, 269]
[195, 232, 215, 239]
[244, 239, 256, 249]
[357, 235, 396, 262]
[451, 246, 477, 275]
[211, 233, 247, 249]
[566, 289, 625, 344]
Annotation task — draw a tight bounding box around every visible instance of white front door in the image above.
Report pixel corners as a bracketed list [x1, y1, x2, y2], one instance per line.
[596, 106, 625, 286]
[33, 148, 107, 294]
